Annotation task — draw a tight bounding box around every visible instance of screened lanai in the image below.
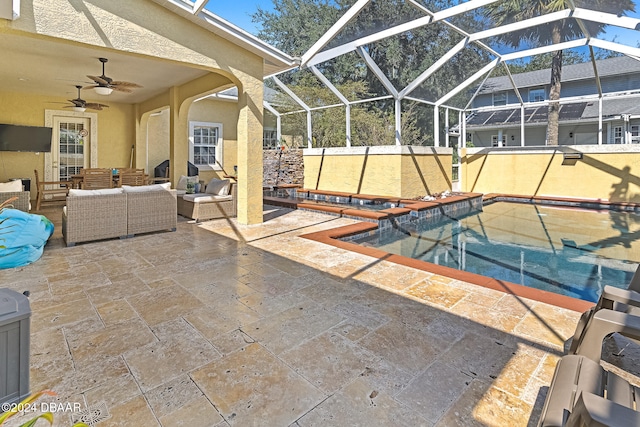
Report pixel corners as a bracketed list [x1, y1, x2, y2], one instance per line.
[264, 0, 640, 146]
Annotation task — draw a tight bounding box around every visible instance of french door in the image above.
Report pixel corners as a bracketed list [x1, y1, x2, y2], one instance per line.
[54, 117, 89, 181]
[45, 111, 97, 182]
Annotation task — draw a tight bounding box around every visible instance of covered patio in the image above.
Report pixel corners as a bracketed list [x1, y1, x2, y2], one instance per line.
[0, 0, 295, 224]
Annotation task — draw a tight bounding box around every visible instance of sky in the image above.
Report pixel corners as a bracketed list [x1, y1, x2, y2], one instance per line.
[205, 0, 273, 35]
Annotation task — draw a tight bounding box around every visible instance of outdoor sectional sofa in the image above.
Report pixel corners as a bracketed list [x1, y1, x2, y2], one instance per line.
[0, 179, 30, 212]
[177, 179, 236, 222]
[62, 184, 177, 246]
[0, 191, 30, 212]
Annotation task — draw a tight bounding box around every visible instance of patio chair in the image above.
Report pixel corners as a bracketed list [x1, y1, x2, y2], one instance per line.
[537, 354, 640, 427]
[568, 265, 640, 359]
[118, 170, 147, 186]
[34, 169, 71, 210]
[81, 168, 113, 189]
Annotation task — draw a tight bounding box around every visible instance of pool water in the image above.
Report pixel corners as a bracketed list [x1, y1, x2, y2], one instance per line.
[351, 201, 640, 302]
[264, 189, 397, 211]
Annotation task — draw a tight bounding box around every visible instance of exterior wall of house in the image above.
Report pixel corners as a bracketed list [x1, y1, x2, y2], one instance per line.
[469, 123, 603, 147]
[462, 145, 640, 203]
[304, 146, 452, 198]
[147, 110, 170, 176]
[475, 72, 640, 108]
[187, 98, 239, 183]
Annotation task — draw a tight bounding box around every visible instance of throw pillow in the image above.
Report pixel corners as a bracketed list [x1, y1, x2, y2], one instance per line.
[176, 175, 199, 191]
[0, 180, 23, 192]
[205, 178, 230, 196]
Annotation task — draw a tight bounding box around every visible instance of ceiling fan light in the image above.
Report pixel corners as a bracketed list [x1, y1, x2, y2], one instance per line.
[73, 106, 86, 112]
[95, 86, 113, 95]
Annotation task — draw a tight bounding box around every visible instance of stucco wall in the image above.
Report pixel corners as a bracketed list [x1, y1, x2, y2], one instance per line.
[303, 146, 452, 198]
[462, 145, 640, 202]
[0, 90, 134, 199]
[187, 98, 239, 183]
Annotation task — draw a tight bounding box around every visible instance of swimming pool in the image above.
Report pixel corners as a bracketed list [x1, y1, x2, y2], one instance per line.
[349, 200, 640, 302]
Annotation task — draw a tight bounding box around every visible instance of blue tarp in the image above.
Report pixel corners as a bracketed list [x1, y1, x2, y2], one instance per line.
[0, 209, 54, 269]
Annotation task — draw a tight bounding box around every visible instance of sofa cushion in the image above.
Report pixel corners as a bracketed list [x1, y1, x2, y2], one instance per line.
[69, 188, 124, 196]
[205, 178, 230, 196]
[0, 180, 22, 192]
[182, 194, 233, 203]
[176, 175, 199, 191]
[122, 183, 171, 193]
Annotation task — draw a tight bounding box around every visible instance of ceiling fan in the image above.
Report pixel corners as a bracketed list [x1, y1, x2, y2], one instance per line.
[63, 85, 109, 111]
[85, 57, 142, 95]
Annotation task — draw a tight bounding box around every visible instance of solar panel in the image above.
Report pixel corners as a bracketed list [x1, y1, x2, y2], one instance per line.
[484, 109, 514, 125]
[466, 111, 494, 125]
[507, 109, 522, 124]
[559, 103, 587, 120]
[528, 107, 548, 123]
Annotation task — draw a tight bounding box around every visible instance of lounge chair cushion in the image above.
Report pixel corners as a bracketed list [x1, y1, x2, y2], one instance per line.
[182, 194, 233, 203]
[69, 188, 124, 196]
[205, 178, 230, 196]
[121, 183, 171, 193]
[0, 180, 22, 192]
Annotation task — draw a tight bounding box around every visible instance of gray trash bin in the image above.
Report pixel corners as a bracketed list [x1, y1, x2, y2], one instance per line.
[0, 289, 30, 406]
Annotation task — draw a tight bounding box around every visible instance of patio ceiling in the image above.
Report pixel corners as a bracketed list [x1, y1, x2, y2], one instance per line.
[0, 0, 296, 107]
[0, 33, 209, 105]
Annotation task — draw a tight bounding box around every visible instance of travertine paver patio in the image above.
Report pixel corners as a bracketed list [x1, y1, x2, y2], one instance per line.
[3, 204, 634, 426]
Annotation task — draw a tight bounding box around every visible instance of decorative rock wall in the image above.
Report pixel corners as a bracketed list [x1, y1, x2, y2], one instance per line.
[263, 148, 304, 187]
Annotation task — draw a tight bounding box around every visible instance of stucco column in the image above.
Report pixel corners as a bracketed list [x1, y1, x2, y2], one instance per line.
[237, 78, 264, 224]
[169, 86, 188, 184]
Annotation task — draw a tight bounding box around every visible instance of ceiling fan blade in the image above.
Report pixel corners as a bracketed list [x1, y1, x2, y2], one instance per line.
[87, 75, 110, 85]
[84, 103, 109, 110]
[111, 81, 143, 88]
[111, 86, 134, 93]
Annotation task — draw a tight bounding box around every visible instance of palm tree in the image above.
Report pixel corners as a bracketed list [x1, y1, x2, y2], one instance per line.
[484, 0, 635, 146]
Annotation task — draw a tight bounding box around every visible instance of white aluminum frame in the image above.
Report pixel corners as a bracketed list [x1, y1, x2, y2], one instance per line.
[266, 0, 640, 148]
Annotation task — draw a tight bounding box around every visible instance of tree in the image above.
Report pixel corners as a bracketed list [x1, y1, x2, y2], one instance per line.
[254, 0, 490, 146]
[483, 0, 635, 146]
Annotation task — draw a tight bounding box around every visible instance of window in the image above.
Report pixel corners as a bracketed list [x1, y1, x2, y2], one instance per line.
[529, 88, 545, 103]
[632, 125, 640, 143]
[264, 129, 278, 149]
[493, 92, 507, 106]
[491, 135, 506, 147]
[189, 122, 222, 170]
[613, 126, 623, 144]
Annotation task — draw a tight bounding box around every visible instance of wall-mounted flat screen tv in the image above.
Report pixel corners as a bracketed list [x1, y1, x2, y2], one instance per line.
[0, 124, 53, 152]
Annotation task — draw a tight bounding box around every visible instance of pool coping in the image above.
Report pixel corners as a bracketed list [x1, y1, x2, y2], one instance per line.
[269, 190, 640, 312]
[276, 189, 640, 312]
[300, 221, 594, 313]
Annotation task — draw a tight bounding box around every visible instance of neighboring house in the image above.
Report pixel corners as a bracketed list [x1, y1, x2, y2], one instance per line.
[465, 56, 640, 147]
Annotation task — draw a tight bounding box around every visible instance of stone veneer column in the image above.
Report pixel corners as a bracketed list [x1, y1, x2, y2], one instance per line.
[237, 76, 264, 225]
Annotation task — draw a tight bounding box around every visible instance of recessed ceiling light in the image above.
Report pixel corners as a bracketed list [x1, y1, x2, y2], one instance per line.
[18, 78, 29, 82]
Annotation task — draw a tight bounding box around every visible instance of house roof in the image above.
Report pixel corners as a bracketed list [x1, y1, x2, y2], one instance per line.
[479, 56, 640, 94]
